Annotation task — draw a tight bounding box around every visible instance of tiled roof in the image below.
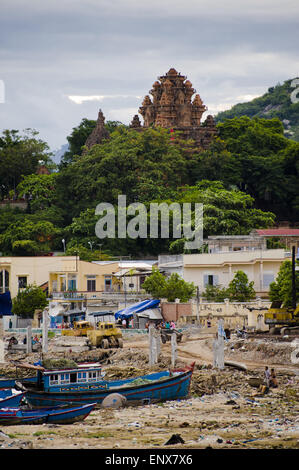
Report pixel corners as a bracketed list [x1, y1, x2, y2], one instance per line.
[255, 229, 299, 236]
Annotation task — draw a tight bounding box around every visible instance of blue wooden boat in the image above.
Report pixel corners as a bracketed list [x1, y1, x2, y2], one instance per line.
[0, 402, 96, 425]
[0, 389, 26, 408]
[15, 361, 195, 407]
[0, 376, 38, 389]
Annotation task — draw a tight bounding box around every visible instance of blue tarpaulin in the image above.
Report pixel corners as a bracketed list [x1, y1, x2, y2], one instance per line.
[0, 291, 12, 316]
[115, 299, 160, 320]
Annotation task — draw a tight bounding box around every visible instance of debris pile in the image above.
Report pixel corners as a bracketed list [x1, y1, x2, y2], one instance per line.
[226, 338, 294, 364]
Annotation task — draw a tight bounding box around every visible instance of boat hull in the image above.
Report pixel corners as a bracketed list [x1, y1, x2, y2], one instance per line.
[0, 391, 26, 408]
[19, 368, 193, 407]
[0, 403, 96, 425]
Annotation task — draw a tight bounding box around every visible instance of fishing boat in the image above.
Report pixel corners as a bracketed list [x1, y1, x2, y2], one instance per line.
[15, 361, 195, 407]
[0, 389, 26, 408]
[0, 402, 96, 425]
[0, 376, 38, 389]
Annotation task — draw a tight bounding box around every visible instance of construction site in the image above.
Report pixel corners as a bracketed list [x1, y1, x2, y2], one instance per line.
[0, 323, 298, 450]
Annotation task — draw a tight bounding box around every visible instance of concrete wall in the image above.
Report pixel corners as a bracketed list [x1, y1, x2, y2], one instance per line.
[161, 299, 271, 331]
[161, 302, 193, 322]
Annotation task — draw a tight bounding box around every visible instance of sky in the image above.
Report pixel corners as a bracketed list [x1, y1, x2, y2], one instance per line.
[0, 0, 299, 153]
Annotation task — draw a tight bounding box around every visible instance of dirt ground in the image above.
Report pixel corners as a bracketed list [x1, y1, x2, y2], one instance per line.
[1, 326, 299, 450]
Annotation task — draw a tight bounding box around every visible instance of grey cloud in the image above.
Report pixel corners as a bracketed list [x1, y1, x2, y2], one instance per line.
[0, 1, 298, 150]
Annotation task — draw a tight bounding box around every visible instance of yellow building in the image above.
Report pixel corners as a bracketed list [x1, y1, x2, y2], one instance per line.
[0, 256, 119, 299]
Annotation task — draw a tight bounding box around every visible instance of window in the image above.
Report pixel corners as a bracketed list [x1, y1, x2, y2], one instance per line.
[68, 278, 77, 291]
[203, 274, 219, 287]
[78, 372, 87, 383]
[105, 277, 112, 291]
[263, 273, 275, 288]
[0, 269, 9, 293]
[87, 279, 96, 291]
[50, 374, 59, 385]
[18, 276, 27, 289]
[60, 373, 70, 384]
[88, 371, 98, 382]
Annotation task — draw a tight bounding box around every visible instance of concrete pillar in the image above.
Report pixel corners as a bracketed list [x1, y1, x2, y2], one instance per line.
[228, 264, 232, 282]
[149, 324, 155, 366]
[155, 330, 161, 363]
[42, 308, 49, 354]
[26, 325, 32, 354]
[171, 332, 177, 368]
[213, 319, 225, 370]
[260, 261, 263, 291]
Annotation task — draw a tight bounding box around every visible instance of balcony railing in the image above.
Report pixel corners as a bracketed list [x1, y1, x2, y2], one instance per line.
[50, 288, 147, 301]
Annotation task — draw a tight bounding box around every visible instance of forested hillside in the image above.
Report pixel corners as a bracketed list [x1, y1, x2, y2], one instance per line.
[0, 113, 298, 258]
[216, 78, 299, 142]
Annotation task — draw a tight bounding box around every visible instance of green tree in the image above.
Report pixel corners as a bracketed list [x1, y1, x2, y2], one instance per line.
[16, 173, 58, 212]
[269, 260, 299, 307]
[226, 270, 256, 302]
[216, 116, 298, 218]
[142, 268, 167, 299]
[12, 284, 48, 318]
[65, 241, 111, 262]
[0, 218, 61, 255]
[142, 268, 196, 302]
[202, 284, 228, 302]
[160, 181, 276, 253]
[163, 273, 196, 302]
[59, 118, 125, 167]
[60, 118, 96, 166]
[0, 129, 54, 199]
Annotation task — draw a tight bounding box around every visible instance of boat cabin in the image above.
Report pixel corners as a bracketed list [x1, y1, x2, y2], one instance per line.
[39, 363, 104, 392]
[13, 361, 106, 393]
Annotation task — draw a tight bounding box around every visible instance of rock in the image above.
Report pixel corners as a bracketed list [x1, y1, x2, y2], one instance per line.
[164, 434, 185, 445]
[101, 393, 127, 409]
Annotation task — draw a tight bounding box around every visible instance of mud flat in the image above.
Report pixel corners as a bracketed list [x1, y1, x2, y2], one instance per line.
[1, 329, 298, 449]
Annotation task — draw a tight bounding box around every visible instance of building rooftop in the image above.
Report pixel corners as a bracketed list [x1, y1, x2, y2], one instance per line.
[254, 229, 299, 236]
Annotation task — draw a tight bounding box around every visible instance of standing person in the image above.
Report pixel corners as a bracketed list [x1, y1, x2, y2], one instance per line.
[270, 368, 278, 388]
[264, 366, 270, 388]
[122, 318, 127, 329]
[170, 321, 175, 330]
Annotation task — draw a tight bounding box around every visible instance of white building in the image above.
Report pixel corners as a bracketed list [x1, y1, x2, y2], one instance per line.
[158, 249, 290, 297]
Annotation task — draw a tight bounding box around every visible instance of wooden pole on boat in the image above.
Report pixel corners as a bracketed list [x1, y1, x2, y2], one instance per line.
[42, 308, 49, 354]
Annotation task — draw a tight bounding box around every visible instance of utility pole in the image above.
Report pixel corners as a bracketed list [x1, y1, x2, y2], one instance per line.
[0, 316, 4, 364]
[292, 246, 297, 310]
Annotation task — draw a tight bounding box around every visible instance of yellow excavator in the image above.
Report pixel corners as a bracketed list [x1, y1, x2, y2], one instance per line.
[264, 246, 299, 335]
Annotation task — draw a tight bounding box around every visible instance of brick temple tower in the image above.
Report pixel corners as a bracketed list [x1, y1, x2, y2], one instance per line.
[130, 68, 217, 149]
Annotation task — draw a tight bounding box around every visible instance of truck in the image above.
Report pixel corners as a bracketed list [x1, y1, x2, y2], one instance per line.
[86, 322, 123, 349]
[61, 321, 94, 337]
